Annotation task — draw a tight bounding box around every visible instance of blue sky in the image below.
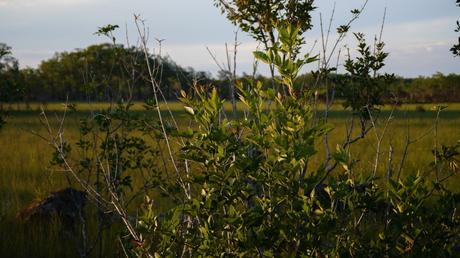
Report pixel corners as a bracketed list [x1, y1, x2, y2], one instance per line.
[0, 0, 458, 77]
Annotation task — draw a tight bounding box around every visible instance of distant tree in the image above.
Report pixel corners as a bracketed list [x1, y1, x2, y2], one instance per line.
[36, 44, 200, 102]
[19, 68, 42, 106]
[0, 43, 21, 107]
[451, 0, 460, 56]
[0, 43, 22, 127]
[39, 43, 131, 101]
[0, 43, 12, 67]
[0, 43, 18, 72]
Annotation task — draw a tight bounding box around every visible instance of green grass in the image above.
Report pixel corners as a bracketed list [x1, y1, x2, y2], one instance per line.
[1, 101, 459, 257]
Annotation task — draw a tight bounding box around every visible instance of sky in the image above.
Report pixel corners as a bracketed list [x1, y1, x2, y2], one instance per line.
[0, 0, 458, 78]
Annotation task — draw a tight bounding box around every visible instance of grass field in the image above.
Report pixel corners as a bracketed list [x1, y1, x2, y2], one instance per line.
[0, 102, 459, 257]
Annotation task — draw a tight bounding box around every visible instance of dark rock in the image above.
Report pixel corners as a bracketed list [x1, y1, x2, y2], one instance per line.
[17, 188, 87, 225]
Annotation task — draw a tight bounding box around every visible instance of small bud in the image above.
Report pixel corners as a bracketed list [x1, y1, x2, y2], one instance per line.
[184, 106, 195, 115]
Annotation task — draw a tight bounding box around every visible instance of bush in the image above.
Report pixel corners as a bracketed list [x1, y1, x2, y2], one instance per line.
[41, 1, 460, 257]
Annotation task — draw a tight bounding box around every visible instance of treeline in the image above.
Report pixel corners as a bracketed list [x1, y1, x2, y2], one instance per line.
[298, 73, 460, 103]
[0, 43, 211, 105]
[0, 42, 459, 105]
[390, 73, 460, 103]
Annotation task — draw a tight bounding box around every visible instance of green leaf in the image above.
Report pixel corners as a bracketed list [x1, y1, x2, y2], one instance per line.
[253, 51, 271, 64]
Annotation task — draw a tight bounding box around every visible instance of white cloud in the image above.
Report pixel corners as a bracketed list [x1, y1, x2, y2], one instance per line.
[376, 17, 458, 76]
[340, 16, 455, 52]
[310, 16, 459, 77]
[2, 2, 457, 77]
[14, 49, 55, 68]
[160, 41, 262, 76]
[0, 0, 95, 7]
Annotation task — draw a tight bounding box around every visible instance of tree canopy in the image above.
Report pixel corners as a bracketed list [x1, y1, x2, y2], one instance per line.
[0, 43, 211, 103]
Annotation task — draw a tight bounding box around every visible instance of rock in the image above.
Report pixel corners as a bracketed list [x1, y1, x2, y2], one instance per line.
[17, 187, 87, 226]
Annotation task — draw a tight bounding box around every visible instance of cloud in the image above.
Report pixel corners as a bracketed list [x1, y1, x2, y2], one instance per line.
[0, 0, 95, 7]
[160, 41, 262, 76]
[14, 49, 56, 68]
[3, 2, 457, 77]
[377, 17, 458, 76]
[317, 16, 459, 77]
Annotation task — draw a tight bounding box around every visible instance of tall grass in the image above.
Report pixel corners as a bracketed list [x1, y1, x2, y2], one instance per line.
[0, 102, 459, 256]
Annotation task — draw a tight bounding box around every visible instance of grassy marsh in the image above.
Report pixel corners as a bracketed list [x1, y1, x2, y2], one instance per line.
[0, 102, 459, 256]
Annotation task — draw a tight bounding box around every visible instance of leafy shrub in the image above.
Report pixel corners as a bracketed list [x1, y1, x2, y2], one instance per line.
[42, 1, 460, 257]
